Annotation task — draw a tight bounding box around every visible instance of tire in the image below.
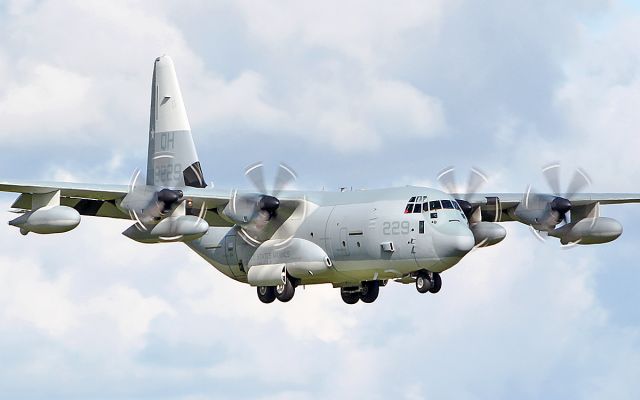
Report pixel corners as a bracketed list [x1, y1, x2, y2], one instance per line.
[257, 286, 276, 304]
[276, 279, 295, 302]
[341, 287, 360, 304]
[429, 273, 442, 294]
[415, 272, 431, 294]
[360, 281, 380, 303]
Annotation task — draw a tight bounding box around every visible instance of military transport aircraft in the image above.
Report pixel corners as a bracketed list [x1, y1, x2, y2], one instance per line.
[2, 56, 639, 304]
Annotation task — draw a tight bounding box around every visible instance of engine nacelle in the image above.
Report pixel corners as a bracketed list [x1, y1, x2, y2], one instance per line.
[123, 215, 209, 243]
[9, 206, 81, 235]
[246, 238, 332, 286]
[549, 217, 623, 245]
[470, 222, 507, 247]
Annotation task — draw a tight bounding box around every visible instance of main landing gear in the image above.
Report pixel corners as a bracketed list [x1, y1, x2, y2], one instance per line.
[340, 280, 381, 304]
[415, 270, 442, 294]
[257, 276, 297, 304]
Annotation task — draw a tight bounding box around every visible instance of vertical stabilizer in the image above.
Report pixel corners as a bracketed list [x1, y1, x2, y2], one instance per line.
[147, 56, 206, 188]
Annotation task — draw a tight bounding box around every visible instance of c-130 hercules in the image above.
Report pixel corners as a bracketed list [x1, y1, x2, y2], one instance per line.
[2, 56, 639, 304]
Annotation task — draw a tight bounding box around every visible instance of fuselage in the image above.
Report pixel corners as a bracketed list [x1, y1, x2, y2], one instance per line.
[187, 186, 475, 286]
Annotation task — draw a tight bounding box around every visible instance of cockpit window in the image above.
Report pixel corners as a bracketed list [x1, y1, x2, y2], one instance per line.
[441, 200, 454, 209]
[453, 201, 461, 211]
[429, 200, 442, 210]
[405, 196, 428, 213]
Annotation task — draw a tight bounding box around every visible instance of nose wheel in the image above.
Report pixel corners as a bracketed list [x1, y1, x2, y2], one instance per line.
[416, 271, 442, 294]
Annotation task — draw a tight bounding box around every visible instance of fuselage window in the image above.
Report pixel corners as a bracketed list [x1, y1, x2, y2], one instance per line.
[429, 200, 442, 210]
[441, 200, 454, 209]
[419, 220, 425, 234]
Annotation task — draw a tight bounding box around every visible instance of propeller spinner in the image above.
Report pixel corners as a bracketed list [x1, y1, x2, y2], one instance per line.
[224, 162, 305, 246]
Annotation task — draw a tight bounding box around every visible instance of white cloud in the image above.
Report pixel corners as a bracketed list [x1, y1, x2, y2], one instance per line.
[0, 65, 102, 142]
[286, 75, 446, 152]
[0, 256, 76, 337]
[234, 0, 445, 64]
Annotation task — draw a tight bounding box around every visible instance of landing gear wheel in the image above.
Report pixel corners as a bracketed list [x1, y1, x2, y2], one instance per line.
[360, 281, 380, 303]
[276, 279, 295, 302]
[340, 287, 360, 304]
[429, 272, 442, 294]
[257, 286, 276, 304]
[415, 272, 432, 294]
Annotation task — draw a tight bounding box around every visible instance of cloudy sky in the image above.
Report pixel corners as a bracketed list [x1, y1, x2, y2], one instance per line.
[1, 0, 640, 399]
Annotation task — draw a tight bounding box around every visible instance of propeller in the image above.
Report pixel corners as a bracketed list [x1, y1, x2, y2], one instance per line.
[226, 162, 306, 246]
[120, 168, 198, 230]
[437, 166, 496, 222]
[521, 163, 591, 242]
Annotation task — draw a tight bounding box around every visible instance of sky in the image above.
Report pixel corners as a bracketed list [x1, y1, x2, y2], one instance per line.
[1, 0, 640, 399]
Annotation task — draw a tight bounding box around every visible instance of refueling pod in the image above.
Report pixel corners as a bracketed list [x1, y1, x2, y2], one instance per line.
[8, 191, 80, 235]
[549, 217, 622, 245]
[9, 205, 81, 235]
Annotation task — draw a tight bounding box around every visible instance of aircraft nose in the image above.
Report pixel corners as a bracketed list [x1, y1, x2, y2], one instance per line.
[434, 222, 475, 258]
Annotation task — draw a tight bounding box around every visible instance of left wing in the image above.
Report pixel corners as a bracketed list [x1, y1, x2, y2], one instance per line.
[459, 192, 640, 223]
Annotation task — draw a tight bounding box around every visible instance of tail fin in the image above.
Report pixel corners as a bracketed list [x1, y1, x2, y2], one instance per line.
[147, 55, 206, 188]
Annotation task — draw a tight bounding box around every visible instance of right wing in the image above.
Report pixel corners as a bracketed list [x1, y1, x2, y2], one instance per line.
[0, 180, 303, 231]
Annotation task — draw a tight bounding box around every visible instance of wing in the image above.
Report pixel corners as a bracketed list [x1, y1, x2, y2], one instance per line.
[0, 180, 303, 231]
[458, 192, 640, 222]
[0, 180, 233, 225]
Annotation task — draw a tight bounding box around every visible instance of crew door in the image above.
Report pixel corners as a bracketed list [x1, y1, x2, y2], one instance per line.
[224, 234, 246, 278]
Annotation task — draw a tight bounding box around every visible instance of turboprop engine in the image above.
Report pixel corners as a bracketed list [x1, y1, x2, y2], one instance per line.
[548, 217, 622, 245]
[9, 205, 80, 235]
[118, 174, 209, 244]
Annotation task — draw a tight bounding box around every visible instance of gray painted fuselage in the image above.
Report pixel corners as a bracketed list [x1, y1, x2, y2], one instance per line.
[188, 186, 475, 286]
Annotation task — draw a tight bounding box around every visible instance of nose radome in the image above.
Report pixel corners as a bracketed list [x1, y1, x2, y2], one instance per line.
[453, 231, 475, 253]
[434, 222, 475, 258]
